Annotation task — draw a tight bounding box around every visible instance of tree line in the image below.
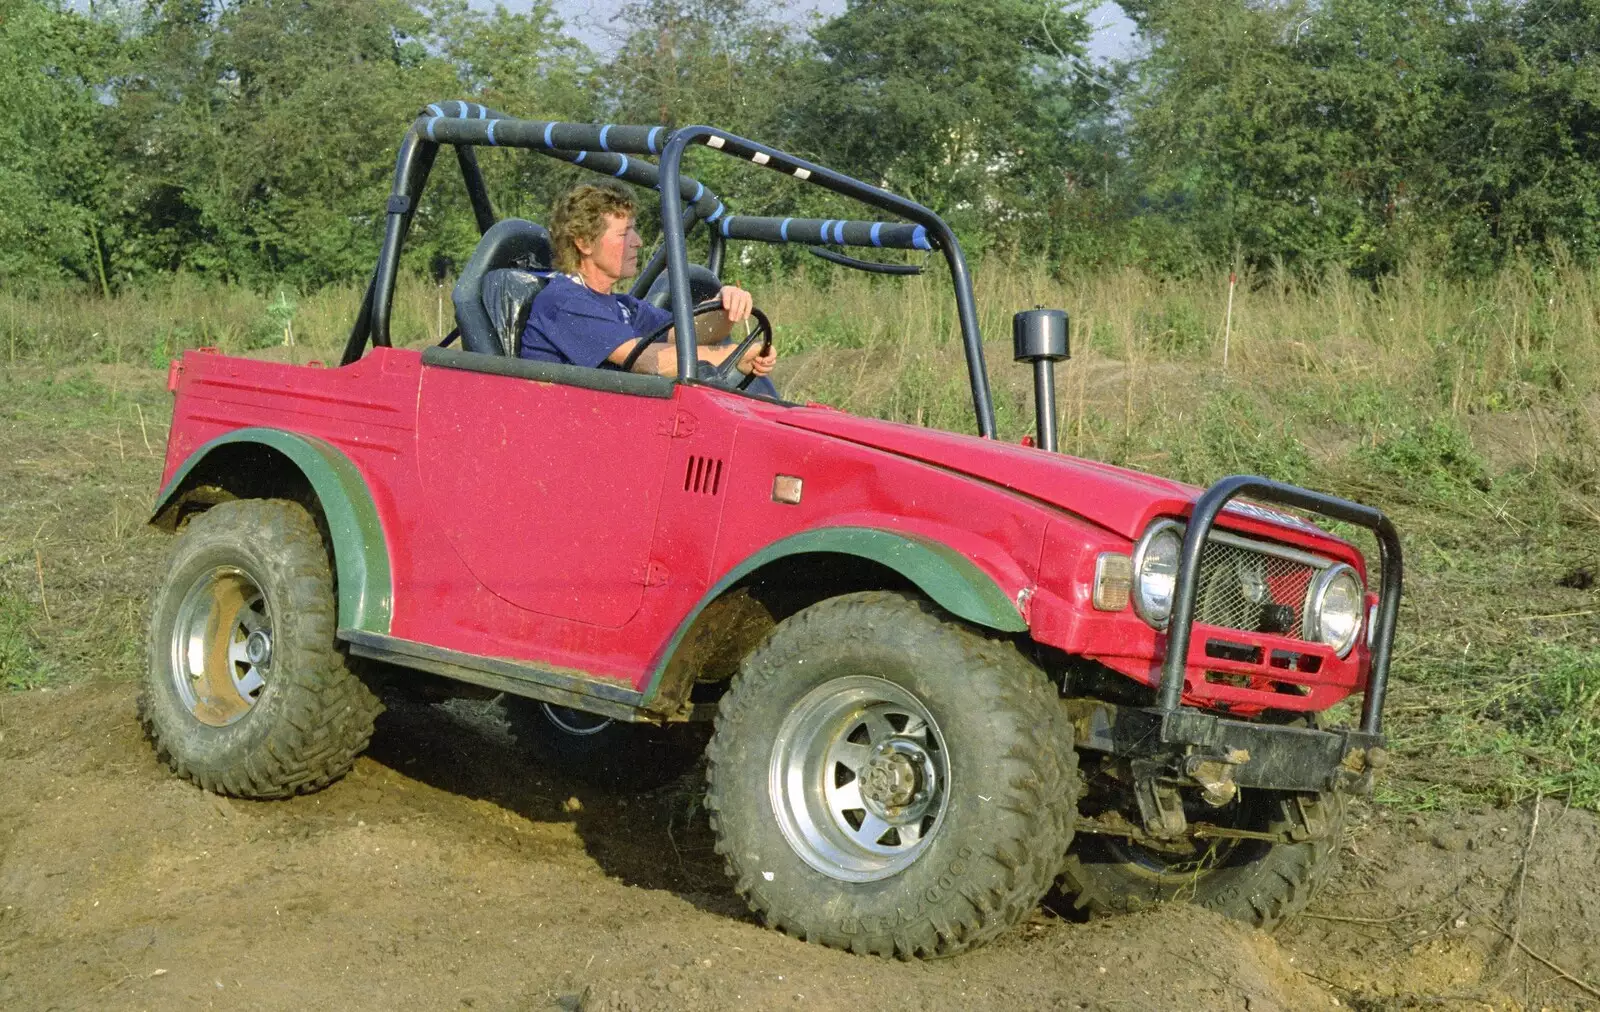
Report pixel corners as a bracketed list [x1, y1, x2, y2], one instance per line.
[1, 0, 1595, 293]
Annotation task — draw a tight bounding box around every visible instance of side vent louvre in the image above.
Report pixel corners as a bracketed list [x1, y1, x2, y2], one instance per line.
[684, 455, 725, 496]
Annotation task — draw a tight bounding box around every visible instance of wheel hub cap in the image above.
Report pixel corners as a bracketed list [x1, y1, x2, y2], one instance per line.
[860, 745, 925, 810]
[169, 566, 272, 727]
[244, 629, 272, 666]
[769, 675, 950, 883]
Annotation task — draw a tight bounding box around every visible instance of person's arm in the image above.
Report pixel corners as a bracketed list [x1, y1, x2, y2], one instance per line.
[611, 338, 775, 378]
[607, 285, 772, 377]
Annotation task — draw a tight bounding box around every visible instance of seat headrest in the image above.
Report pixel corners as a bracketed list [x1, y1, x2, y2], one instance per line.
[644, 264, 723, 309]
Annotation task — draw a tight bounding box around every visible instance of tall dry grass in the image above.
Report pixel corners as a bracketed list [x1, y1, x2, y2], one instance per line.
[6, 259, 1594, 433]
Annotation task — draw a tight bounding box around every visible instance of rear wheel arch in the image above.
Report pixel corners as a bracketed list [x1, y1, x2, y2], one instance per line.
[151, 429, 392, 635]
[644, 528, 1027, 712]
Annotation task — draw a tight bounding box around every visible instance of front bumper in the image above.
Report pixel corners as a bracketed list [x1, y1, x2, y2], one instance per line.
[1063, 698, 1388, 795]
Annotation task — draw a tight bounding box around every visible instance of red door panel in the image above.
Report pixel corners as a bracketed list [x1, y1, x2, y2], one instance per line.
[415, 366, 674, 629]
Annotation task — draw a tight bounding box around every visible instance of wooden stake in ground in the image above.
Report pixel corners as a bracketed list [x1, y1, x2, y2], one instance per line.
[1509, 791, 1543, 966]
[1223, 271, 1237, 369]
[34, 549, 50, 622]
[136, 403, 153, 455]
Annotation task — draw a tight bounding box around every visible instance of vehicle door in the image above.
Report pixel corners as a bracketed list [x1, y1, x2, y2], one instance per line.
[414, 358, 675, 629]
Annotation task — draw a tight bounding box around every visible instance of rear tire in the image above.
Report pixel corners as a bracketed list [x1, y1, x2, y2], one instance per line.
[705, 591, 1077, 958]
[139, 499, 382, 799]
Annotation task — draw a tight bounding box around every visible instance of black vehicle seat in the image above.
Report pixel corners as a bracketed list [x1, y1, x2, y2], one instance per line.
[452, 218, 554, 356]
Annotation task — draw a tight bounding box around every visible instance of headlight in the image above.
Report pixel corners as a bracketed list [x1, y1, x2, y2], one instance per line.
[1304, 564, 1363, 657]
[1131, 521, 1183, 627]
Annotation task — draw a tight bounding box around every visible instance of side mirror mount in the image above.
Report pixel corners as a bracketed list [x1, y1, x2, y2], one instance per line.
[1013, 308, 1070, 452]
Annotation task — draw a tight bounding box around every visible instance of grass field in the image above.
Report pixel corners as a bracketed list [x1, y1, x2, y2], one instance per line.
[2, 260, 1597, 810]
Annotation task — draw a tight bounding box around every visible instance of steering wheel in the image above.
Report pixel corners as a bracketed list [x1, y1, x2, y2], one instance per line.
[619, 301, 773, 391]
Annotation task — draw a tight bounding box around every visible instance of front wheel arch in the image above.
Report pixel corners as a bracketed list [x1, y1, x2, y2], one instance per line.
[643, 529, 1028, 713]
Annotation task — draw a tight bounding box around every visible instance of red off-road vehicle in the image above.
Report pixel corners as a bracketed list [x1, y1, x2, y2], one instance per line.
[142, 103, 1402, 958]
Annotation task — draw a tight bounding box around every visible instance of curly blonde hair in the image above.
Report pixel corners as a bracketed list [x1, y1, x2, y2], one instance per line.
[549, 182, 636, 273]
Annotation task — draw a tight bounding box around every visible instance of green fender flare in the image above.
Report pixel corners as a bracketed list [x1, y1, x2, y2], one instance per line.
[150, 428, 393, 634]
[644, 526, 1026, 703]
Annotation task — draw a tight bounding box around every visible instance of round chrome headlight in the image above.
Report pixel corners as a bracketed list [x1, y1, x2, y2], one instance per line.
[1132, 521, 1183, 628]
[1304, 564, 1363, 657]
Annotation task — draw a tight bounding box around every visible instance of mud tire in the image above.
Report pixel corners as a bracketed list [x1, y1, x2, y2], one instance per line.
[504, 698, 706, 792]
[139, 499, 382, 799]
[1059, 790, 1346, 930]
[705, 591, 1077, 958]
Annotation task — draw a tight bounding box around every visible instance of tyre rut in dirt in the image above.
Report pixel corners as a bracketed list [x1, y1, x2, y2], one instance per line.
[138, 499, 383, 799]
[504, 698, 705, 792]
[1059, 790, 1346, 930]
[705, 591, 1077, 958]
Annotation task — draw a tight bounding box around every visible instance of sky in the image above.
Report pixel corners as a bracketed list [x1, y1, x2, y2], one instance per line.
[488, 1, 1141, 64]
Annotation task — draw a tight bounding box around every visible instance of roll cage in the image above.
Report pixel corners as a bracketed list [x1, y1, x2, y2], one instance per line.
[340, 100, 999, 438]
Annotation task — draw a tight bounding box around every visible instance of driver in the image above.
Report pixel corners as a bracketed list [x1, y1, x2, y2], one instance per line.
[520, 181, 777, 394]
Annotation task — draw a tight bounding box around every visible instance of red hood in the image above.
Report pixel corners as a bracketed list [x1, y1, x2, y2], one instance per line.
[771, 407, 1339, 548]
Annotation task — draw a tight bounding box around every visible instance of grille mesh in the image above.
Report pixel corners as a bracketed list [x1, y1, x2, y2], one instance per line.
[1194, 540, 1316, 640]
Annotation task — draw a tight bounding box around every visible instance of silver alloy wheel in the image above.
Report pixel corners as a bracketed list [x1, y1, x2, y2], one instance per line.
[769, 675, 950, 883]
[170, 565, 272, 727]
[540, 702, 614, 736]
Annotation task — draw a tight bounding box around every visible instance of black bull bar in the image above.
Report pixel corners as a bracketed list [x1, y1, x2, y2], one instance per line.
[1070, 475, 1404, 796]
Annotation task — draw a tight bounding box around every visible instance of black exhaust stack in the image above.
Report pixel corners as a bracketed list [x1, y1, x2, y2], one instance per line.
[1013, 308, 1069, 452]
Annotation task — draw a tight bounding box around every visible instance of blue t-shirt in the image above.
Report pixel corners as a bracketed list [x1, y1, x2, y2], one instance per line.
[520, 274, 673, 368]
[519, 273, 778, 397]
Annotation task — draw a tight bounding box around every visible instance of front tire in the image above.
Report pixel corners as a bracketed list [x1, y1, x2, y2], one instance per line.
[139, 499, 382, 799]
[705, 592, 1077, 958]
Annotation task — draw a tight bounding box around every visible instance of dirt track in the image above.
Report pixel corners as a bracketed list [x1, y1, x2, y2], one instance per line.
[2, 681, 1596, 1011]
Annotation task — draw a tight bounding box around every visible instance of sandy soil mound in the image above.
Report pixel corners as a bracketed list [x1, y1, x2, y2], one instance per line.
[1, 682, 1595, 1011]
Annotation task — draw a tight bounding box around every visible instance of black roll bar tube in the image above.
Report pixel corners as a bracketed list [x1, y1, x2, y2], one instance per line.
[657, 126, 998, 438]
[456, 145, 497, 235]
[716, 215, 934, 250]
[363, 130, 439, 359]
[1157, 476, 1404, 735]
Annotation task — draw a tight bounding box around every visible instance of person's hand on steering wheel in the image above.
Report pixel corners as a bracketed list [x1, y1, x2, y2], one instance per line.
[735, 336, 776, 378]
[718, 284, 753, 325]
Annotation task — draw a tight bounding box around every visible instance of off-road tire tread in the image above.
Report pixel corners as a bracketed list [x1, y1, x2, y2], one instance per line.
[1058, 793, 1346, 930]
[138, 499, 382, 799]
[704, 591, 1077, 958]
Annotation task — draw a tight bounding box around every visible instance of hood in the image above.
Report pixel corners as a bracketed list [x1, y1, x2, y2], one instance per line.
[771, 407, 1337, 546]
